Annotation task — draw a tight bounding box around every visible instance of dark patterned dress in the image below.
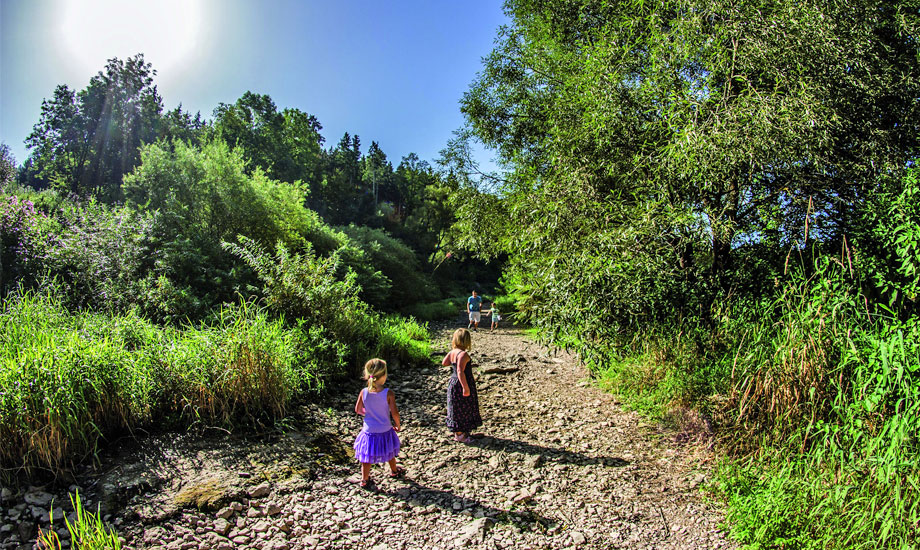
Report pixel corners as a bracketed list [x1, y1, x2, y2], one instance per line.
[446, 350, 482, 433]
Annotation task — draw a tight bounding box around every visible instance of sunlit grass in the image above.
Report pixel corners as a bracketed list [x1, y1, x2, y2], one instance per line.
[0, 289, 428, 478]
[36, 490, 121, 550]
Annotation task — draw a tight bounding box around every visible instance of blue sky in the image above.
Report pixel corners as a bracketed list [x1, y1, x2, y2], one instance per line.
[0, 0, 507, 169]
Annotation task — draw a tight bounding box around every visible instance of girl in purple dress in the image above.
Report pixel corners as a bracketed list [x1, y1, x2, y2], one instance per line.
[353, 358, 404, 488]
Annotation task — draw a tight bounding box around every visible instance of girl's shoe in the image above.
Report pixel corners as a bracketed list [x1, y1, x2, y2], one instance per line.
[454, 433, 472, 443]
[389, 466, 406, 478]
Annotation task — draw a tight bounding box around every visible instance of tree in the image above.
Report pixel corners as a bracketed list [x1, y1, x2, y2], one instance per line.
[159, 105, 207, 145]
[212, 92, 325, 201]
[455, 0, 920, 336]
[0, 144, 16, 188]
[470, 0, 920, 266]
[362, 141, 392, 211]
[24, 54, 164, 201]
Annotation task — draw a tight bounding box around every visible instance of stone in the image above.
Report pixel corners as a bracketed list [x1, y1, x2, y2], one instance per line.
[524, 454, 543, 469]
[174, 476, 236, 511]
[265, 503, 282, 516]
[249, 483, 272, 499]
[213, 518, 231, 536]
[252, 520, 271, 533]
[570, 531, 586, 545]
[215, 507, 233, 520]
[456, 517, 493, 546]
[23, 491, 53, 507]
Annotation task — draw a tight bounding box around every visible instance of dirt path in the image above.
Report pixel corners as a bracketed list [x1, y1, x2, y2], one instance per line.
[1, 323, 738, 550]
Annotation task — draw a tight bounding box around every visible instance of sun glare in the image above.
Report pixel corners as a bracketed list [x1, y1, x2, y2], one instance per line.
[57, 0, 207, 81]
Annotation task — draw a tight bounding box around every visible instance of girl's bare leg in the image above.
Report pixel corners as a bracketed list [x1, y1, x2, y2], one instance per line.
[361, 462, 372, 481]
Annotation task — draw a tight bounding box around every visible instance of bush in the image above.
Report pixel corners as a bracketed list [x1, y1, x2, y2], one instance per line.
[403, 298, 463, 321]
[224, 236, 430, 372]
[339, 224, 440, 310]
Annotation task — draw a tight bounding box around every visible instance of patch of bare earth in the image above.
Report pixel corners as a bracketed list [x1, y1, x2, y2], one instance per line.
[1, 323, 737, 550]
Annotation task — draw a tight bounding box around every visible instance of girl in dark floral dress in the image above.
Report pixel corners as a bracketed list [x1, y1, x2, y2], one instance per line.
[443, 328, 482, 442]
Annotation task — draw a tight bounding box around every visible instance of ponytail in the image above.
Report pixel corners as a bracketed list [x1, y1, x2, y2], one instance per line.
[364, 358, 388, 391]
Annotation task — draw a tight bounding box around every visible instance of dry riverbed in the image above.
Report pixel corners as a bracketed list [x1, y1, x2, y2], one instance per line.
[1, 323, 738, 549]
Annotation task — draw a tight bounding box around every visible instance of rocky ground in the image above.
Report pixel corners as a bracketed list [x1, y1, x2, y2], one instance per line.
[1, 322, 738, 549]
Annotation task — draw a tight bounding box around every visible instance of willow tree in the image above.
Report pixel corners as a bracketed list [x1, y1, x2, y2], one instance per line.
[455, 0, 920, 344]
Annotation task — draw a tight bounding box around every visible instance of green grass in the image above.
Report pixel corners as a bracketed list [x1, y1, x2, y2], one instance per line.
[550, 260, 920, 548]
[0, 289, 429, 478]
[37, 490, 121, 550]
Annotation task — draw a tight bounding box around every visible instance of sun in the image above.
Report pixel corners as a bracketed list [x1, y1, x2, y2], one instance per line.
[56, 0, 207, 81]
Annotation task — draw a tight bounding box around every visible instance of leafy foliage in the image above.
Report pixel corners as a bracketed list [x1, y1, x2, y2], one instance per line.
[451, 2, 920, 547]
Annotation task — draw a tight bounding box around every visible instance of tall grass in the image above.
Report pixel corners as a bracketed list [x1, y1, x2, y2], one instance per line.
[588, 257, 920, 548]
[37, 490, 121, 550]
[0, 287, 425, 478]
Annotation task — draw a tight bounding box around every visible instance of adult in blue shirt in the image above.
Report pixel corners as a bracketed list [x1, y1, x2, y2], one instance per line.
[467, 290, 483, 331]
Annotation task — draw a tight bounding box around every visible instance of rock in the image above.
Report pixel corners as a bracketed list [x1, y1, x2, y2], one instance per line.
[524, 454, 543, 469]
[23, 491, 53, 507]
[265, 503, 282, 516]
[249, 483, 272, 499]
[0, 487, 12, 501]
[456, 517, 493, 546]
[511, 490, 532, 504]
[17, 520, 36, 541]
[97, 465, 164, 508]
[479, 365, 520, 375]
[690, 473, 707, 489]
[174, 476, 237, 511]
[215, 507, 233, 520]
[30, 505, 49, 522]
[144, 527, 167, 545]
[50, 507, 65, 523]
[252, 520, 270, 533]
[213, 518, 231, 536]
[570, 530, 586, 545]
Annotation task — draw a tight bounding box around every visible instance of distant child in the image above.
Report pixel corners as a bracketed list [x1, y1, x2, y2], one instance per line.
[353, 358, 404, 487]
[489, 303, 501, 332]
[442, 329, 482, 442]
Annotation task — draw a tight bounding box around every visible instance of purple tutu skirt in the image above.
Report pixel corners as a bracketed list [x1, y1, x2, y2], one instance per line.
[353, 428, 400, 464]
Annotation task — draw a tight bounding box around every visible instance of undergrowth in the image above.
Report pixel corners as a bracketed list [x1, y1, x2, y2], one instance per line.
[580, 257, 920, 548]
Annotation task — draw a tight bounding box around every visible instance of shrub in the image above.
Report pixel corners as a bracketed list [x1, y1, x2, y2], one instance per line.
[339, 224, 439, 310]
[403, 298, 462, 321]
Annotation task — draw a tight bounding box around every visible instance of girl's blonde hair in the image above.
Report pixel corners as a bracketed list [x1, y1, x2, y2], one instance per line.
[451, 328, 472, 351]
[364, 358, 388, 391]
